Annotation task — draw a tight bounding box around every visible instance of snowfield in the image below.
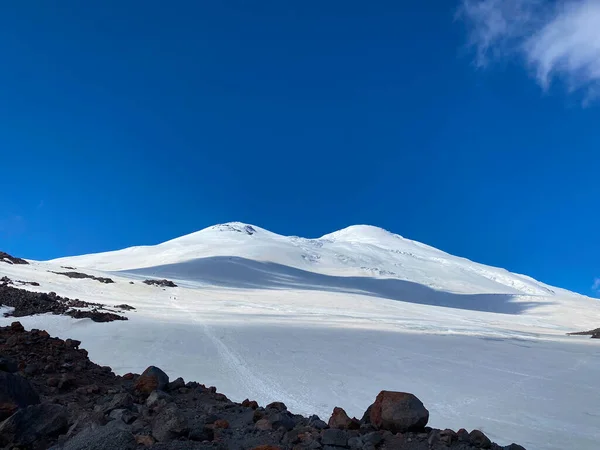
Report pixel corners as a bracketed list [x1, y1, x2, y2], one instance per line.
[2, 222, 600, 449]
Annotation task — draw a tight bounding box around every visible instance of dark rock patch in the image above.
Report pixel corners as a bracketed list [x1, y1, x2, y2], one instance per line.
[49, 271, 115, 284]
[0, 251, 29, 265]
[115, 304, 136, 311]
[143, 279, 178, 288]
[0, 284, 127, 322]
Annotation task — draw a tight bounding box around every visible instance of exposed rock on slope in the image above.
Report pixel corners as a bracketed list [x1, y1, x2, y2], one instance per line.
[143, 279, 178, 288]
[0, 284, 127, 322]
[0, 251, 29, 265]
[49, 271, 115, 284]
[0, 323, 526, 450]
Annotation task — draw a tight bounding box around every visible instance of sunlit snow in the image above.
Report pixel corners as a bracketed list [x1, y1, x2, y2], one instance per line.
[2, 222, 599, 449]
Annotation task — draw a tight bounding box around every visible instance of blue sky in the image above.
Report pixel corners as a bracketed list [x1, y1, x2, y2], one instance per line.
[1, 1, 599, 297]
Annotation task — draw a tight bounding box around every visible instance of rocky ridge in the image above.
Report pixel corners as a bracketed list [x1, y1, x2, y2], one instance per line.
[0, 283, 128, 322]
[0, 323, 526, 450]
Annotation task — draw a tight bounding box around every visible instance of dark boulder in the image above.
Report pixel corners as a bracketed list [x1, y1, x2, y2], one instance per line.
[368, 390, 429, 433]
[0, 403, 68, 447]
[135, 366, 169, 395]
[0, 355, 18, 373]
[53, 421, 136, 450]
[0, 371, 40, 420]
[321, 428, 348, 447]
[469, 429, 492, 449]
[152, 404, 189, 442]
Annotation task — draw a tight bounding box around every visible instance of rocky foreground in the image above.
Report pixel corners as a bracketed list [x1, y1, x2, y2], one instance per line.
[0, 323, 526, 450]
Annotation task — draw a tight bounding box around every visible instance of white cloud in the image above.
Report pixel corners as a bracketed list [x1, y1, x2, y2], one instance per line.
[593, 278, 600, 292]
[459, 0, 600, 103]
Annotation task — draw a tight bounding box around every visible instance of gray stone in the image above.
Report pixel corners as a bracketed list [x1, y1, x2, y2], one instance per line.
[348, 436, 363, 449]
[271, 412, 296, 431]
[98, 392, 134, 414]
[363, 431, 384, 446]
[152, 404, 189, 442]
[146, 390, 173, 408]
[109, 408, 137, 424]
[54, 421, 136, 450]
[503, 445, 526, 450]
[308, 415, 328, 430]
[0, 403, 68, 447]
[167, 377, 185, 391]
[321, 428, 348, 447]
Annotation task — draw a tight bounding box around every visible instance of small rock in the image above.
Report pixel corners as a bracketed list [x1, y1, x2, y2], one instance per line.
[308, 414, 328, 430]
[0, 355, 18, 373]
[321, 428, 348, 447]
[109, 408, 138, 424]
[135, 366, 169, 395]
[439, 428, 457, 445]
[167, 377, 185, 391]
[255, 418, 273, 430]
[503, 444, 526, 450]
[135, 434, 156, 446]
[253, 409, 265, 422]
[457, 428, 470, 442]
[122, 372, 136, 380]
[266, 401, 287, 411]
[469, 429, 492, 449]
[146, 390, 173, 409]
[11, 321, 25, 332]
[363, 431, 384, 446]
[65, 338, 81, 349]
[98, 392, 135, 414]
[59, 374, 77, 390]
[188, 426, 214, 442]
[271, 412, 296, 431]
[214, 419, 229, 429]
[47, 377, 60, 387]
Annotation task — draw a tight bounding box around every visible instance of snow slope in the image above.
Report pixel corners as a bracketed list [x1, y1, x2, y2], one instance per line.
[2, 222, 599, 449]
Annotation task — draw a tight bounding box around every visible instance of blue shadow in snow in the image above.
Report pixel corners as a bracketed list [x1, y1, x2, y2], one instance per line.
[121, 256, 552, 315]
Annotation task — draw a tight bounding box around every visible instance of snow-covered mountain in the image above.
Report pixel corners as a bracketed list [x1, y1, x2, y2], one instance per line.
[52, 222, 561, 297]
[2, 222, 600, 449]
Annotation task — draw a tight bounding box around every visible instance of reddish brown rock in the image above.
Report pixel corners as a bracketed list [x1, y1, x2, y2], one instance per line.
[135, 434, 156, 446]
[122, 372, 135, 380]
[255, 418, 272, 430]
[368, 391, 429, 433]
[214, 419, 229, 429]
[10, 322, 24, 332]
[328, 406, 360, 430]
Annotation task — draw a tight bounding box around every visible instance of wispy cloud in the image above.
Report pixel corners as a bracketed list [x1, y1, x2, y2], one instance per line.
[593, 277, 600, 293]
[458, 0, 600, 104]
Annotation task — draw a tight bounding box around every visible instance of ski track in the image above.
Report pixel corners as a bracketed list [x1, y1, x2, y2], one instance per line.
[167, 290, 313, 413]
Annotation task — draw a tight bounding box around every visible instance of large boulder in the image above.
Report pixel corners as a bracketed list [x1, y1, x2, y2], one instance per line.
[54, 421, 136, 450]
[135, 366, 169, 395]
[0, 371, 40, 420]
[368, 391, 429, 433]
[0, 403, 68, 448]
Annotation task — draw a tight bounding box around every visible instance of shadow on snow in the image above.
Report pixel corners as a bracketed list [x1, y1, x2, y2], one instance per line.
[121, 256, 552, 315]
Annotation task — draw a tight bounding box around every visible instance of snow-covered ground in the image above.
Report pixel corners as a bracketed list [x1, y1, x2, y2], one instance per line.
[2, 222, 600, 449]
